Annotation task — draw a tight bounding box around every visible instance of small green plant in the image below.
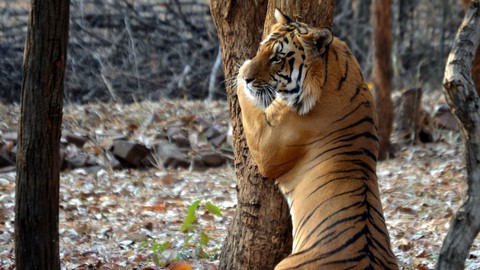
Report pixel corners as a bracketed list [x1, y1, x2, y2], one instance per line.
[140, 200, 222, 266]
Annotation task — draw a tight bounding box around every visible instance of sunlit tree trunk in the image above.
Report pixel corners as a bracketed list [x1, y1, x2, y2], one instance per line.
[461, 0, 480, 95]
[15, 0, 70, 269]
[437, 2, 480, 269]
[371, 0, 393, 160]
[210, 1, 335, 269]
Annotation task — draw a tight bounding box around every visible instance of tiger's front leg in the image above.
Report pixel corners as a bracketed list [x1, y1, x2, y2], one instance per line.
[237, 83, 305, 178]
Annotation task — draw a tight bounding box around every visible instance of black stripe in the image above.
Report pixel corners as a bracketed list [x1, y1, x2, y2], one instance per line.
[297, 202, 365, 251]
[288, 57, 295, 75]
[338, 159, 376, 175]
[306, 175, 366, 199]
[350, 85, 364, 102]
[295, 186, 366, 246]
[306, 144, 376, 173]
[323, 46, 330, 86]
[288, 224, 374, 269]
[335, 148, 377, 162]
[338, 60, 349, 90]
[289, 116, 376, 148]
[277, 72, 292, 83]
[335, 131, 379, 144]
[308, 143, 353, 165]
[334, 101, 372, 123]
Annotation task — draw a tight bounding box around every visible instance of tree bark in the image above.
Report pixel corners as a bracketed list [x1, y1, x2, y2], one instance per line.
[210, 2, 291, 269]
[436, 1, 480, 269]
[371, 0, 393, 160]
[461, 0, 480, 95]
[210, 1, 335, 269]
[393, 88, 424, 143]
[15, 0, 70, 269]
[264, 1, 335, 33]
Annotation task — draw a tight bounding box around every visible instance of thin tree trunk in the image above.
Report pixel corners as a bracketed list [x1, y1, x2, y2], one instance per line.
[371, 0, 393, 160]
[15, 0, 70, 269]
[436, 2, 480, 269]
[461, 0, 480, 95]
[210, 1, 335, 269]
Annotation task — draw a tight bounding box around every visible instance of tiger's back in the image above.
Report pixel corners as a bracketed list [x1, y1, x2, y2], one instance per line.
[237, 9, 398, 270]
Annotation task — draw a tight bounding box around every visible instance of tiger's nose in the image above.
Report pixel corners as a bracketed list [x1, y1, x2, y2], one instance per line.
[244, 77, 254, 84]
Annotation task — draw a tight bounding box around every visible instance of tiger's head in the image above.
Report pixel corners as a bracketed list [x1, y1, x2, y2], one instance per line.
[239, 9, 333, 115]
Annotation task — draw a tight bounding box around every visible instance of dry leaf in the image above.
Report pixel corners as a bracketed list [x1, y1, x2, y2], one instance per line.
[167, 261, 192, 270]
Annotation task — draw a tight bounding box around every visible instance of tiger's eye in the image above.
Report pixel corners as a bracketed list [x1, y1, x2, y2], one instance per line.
[270, 55, 283, 64]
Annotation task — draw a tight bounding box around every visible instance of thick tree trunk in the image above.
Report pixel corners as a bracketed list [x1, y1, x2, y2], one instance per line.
[210, 2, 291, 269]
[15, 0, 70, 269]
[436, 1, 480, 269]
[371, 0, 393, 160]
[210, 2, 335, 269]
[264, 1, 335, 33]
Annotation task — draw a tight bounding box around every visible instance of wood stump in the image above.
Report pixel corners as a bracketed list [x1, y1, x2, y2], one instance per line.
[393, 88, 433, 144]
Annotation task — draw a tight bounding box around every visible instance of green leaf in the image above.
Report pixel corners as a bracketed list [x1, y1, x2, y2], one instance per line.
[200, 231, 211, 246]
[151, 242, 161, 252]
[158, 241, 171, 252]
[197, 246, 210, 259]
[205, 201, 222, 216]
[153, 253, 161, 266]
[139, 240, 149, 249]
[183, 233, 194, 249]
[180, 200, 201, 232]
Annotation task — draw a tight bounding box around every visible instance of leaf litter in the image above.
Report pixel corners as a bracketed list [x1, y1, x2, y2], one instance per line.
[0, 100, 478, 269]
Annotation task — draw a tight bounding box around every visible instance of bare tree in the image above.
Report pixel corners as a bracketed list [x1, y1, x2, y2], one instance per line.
[15, 0, 70, 269]
[371, 0, 393, 160]
[436, 2, 480, 269]
[210, 1, 335, 269]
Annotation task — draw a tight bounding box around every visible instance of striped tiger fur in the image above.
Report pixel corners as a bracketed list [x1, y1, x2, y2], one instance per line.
[237, 9, 398, 270]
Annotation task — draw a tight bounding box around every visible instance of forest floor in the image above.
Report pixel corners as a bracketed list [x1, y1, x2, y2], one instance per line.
[0, 99, 479, 270]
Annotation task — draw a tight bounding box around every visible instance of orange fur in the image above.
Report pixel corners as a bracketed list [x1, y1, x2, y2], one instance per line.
[237, 9, 398, 269]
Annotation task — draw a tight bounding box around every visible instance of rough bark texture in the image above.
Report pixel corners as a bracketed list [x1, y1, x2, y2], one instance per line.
[462, 0, 480, 95]
[371, 0, 393, 160]
[263, 1, 335, 33]
[436, 1, 480, 269]
[14, 0, 70, 269]
[210, 2, 291, 269]
[210, 2, 335, 269]
[393, 88, 423, 143]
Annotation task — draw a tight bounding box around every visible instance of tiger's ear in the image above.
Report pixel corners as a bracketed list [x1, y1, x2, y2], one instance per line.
[301, 28, 333, 56]
[274, 8, 293, 24]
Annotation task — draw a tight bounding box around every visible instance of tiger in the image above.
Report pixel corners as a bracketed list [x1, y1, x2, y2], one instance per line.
[236, 9, 399, 270]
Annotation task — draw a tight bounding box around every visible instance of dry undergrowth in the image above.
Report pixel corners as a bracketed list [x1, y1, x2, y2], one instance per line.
[0, 99, 478, 269]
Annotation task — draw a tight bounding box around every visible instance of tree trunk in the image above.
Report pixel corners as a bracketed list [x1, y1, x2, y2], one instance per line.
[210, 1, 335, 269]
[263, 1, 335, 33]
[461, 0, 480, 95]
[15, 0, 70, 269]
[371, 0, 393, 160]
[398, 0, 416, 49]
[210, 2, 291, 269]
[351, 0, 371, 66]
[436, 1, 480, 269]
[393, 88, 424, 143]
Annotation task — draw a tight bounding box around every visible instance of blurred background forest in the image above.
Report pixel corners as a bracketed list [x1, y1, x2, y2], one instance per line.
[0, 0, 464, 105]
